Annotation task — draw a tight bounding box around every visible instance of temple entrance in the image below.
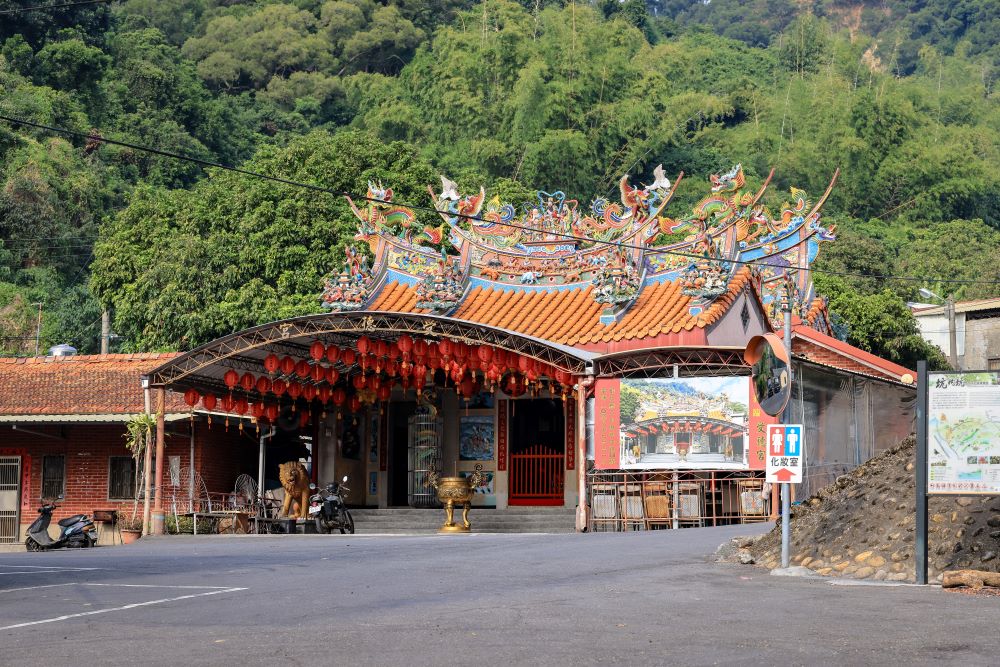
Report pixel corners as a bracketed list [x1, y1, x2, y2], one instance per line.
[388, 400, 415, 506]
[508, 399, 565, 506]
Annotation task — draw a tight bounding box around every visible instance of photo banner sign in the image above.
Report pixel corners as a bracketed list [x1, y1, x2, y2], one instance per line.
[593, 379, 621, 469]
[927, 371, 1000, 495]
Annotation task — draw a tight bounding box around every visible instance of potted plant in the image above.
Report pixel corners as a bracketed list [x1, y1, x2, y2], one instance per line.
[121, 414, 155, 543]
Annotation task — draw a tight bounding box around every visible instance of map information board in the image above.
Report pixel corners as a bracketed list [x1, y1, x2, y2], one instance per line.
[927, 371, 1000, 495]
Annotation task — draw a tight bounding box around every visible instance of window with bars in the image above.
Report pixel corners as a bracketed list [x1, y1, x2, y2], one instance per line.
[42, 455, 65, 499]
[108, 457, 136, 500]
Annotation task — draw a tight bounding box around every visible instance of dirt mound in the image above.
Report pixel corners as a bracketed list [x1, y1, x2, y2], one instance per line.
[749, 437, 1000, 583]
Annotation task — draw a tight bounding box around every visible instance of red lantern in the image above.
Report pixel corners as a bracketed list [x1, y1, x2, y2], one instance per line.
[377, 385, 391, 402]
[325, 345, 340, 364]
[240, 372, 255, 392]
[280, 356, 295, 376]
[352, 374, 367, 391]
[369, 375, 381, 390]
[477, 345, 493, 364]
[223, 369, 239, 389]
[287, 381, 302, 399]
[349, 396, 362, 413]
[251, 402, 265, 419]
[256, 376, 272, 395]
[318, 386, 331, 404]
[386, 361, 398, 377]
[309, 340, 325, 361]
[413, 339, 427, 357]
[202, 394, 217, 411]
[326, 367, 340, 385]
[302, 385, 317, 401]
[331, 387, 347, 407]
[310, 365, 325, 383]
[517, 355, 531, 372]
[264, 353, 280, 374]
[427, 342, 439, 359]
[234, 398, 248, 415]
[460, 377, 474, 398]
[375, 339, 388, 359]
[295, 360, 310, 378]
[357, 336, 372, 356]
[265, 404, 279, 421]
[299, 410, 311, 429]
[398, 335, 413, 354]
[341, 349, 356, 367]
[438, 339, 453, 360]
[220, 395, 235, 413]
[271, 378, 287, 396]
[183, 388, 200, 407]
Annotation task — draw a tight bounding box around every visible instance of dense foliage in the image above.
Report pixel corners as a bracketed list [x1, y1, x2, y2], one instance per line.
[2, 0, 998, 370]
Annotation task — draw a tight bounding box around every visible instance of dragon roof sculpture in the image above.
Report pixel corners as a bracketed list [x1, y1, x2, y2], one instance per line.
[323, 164, 838, 330]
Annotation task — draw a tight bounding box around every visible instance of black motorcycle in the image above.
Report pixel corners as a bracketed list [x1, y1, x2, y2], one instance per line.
[308, 476, 355, 534]
[25, 502, 97, 551]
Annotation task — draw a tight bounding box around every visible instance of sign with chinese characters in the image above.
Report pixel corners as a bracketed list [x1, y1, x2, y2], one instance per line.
[594, 379, 621, 469]
[747, 379, 777, 471]
[765, 424, 804, 484]
[927, 371, 1000, 495]
[497, 400, 509, 472]
[565, 399, 576, 471]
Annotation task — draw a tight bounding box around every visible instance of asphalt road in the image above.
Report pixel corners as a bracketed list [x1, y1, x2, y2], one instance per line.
[1, 525, 997, 666]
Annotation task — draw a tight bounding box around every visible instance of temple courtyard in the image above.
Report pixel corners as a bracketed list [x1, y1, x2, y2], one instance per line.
[0, 527, 997, 665]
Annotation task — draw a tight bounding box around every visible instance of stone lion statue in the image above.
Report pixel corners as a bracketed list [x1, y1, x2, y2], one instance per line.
[278, 461, 311, 519]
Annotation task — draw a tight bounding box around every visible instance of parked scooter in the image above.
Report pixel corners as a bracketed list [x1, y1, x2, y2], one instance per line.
[25, 502, 97, 551]
[308, 476, 355, 534]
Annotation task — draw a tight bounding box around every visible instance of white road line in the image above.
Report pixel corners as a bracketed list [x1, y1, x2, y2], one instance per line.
[0, 586, 248, 631]
[0, 565, 102, 571]
[83, 583, 240, 590]
[0, 583, 77, 594]
[0, 569, 101, 575]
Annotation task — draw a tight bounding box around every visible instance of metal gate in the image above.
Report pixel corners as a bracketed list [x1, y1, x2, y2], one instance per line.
[0, 456, 21, 543]
[509, 444, 564, 506]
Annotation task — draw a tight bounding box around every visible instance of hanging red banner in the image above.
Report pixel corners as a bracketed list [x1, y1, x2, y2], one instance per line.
[497, 399, 508, 472]
[378, 409, 388, 472]
[565, 399, 576, 471]
[593, 379, 620, 469]
[746, 376, 776, 470]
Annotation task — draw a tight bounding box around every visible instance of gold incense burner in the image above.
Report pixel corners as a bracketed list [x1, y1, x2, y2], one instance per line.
[426, 465, 485, 533]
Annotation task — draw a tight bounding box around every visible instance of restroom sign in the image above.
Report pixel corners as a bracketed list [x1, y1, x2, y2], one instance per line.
[765, 424, 804, 484]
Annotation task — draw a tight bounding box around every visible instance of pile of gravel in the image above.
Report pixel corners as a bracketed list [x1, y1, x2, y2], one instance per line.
[748, 436, 1000, 583]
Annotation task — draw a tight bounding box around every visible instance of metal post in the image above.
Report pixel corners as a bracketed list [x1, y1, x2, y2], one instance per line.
[946, 297, 958, 370]
[781, 297, 793, 569]
[142, 383, 153, 535]
[915, 360, 929, 585]
[575, 382, 587, 532]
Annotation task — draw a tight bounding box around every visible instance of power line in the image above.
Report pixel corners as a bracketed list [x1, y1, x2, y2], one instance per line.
[3, 113, 1000, 287]
[0, 0, 114, 15]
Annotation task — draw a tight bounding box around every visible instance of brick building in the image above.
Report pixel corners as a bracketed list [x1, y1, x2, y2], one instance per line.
[0, 353, 255, 544]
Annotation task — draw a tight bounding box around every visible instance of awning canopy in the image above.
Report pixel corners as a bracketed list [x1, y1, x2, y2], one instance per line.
[145, 310, 599, 397]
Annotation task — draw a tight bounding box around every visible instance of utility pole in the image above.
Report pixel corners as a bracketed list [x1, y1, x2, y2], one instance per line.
[946, 295, 958, 370]
[32, 302, 42, 356]
[100, 310, 111, 355]
[780, 282, 793, 570]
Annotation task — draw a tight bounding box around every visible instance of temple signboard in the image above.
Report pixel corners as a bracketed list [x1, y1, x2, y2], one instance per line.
[593, 379, 621, 469]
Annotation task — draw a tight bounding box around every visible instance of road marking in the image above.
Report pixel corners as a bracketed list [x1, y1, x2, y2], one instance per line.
[0, 583, 77, 594]
[0, 584, 248, 630]
[0, 565, 102, 571]
[0, 569, 102, 575]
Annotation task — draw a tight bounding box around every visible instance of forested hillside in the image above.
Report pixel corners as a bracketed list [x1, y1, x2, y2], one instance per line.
[2, 0, 999, 369]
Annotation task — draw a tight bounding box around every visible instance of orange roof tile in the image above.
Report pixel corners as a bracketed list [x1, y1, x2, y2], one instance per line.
[0, 353, 186, 416]
[790, 325, 915, 385]
[367, 268, 759, 351]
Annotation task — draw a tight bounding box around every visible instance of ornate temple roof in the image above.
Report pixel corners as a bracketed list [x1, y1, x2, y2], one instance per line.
[321, 164, 839, 351]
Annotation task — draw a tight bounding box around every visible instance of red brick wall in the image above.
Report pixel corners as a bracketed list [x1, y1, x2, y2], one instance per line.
[4, 419, 254, 529]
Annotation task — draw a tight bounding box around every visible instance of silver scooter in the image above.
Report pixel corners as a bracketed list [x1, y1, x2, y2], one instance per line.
[25, 502, 97, 551]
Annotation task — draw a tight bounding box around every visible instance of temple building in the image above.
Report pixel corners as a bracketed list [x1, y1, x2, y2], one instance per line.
[137, 164, 915, 532]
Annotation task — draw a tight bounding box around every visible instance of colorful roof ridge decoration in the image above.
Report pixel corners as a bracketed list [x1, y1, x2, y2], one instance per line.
[323, 164, 838, 332]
